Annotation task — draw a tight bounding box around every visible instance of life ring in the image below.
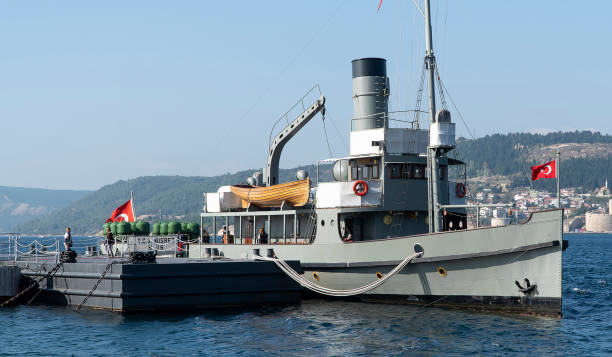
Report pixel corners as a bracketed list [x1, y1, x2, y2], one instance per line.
[455, 183, 466, 198]
[353, 180, 368, 196]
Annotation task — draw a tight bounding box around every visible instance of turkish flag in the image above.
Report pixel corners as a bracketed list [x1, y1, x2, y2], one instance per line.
[531, 160, 556, 181]
[108, 199, 134, 222]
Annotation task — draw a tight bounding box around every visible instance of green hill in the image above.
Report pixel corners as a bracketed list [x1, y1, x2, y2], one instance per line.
[451, 130, 612, 192]
[0, 186, 90, 232]
[15, 165, 330, 235]
[15, 130, 611, 234]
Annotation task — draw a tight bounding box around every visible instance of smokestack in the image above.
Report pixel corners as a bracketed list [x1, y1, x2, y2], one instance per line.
[351, 58, 389, 131]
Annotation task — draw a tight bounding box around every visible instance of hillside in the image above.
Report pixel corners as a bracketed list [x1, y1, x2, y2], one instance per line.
[0, 186, 90, 232]
[15, 165, 331, 235]
[451, 131, 612, 192]
[15, 130, 611, 234]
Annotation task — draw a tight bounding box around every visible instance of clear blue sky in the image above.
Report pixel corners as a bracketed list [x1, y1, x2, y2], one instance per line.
[1, 1, 610, 190]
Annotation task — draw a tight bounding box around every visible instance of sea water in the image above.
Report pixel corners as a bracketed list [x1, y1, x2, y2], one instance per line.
[0, 234, 610, 356]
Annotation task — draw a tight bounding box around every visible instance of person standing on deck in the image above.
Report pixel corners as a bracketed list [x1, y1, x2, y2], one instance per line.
[105, 227, 115, 258]
[64, 227, 72, 251]
[201, 229, 210, 244]
[257, 228, 268, 244]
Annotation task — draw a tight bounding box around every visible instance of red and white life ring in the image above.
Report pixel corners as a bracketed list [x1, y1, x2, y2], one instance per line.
[455, 183, 466, 198]
[353, 180, 368, 196]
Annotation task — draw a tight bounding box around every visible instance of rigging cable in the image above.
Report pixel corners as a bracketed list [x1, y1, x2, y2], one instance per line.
[436, 76, 475, 140]
[321, 115, 334, 158]
[323, 110, 348, 152]
[207, 0, 348, 149]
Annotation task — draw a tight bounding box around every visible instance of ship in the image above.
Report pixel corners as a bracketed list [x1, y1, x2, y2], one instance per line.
[192, 1, 566, 316]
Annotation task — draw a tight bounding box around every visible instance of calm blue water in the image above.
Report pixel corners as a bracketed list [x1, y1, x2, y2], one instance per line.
[1, 234, 611, 356]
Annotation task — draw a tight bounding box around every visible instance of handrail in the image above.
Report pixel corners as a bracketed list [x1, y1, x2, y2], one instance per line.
[268, 84, 322, 150]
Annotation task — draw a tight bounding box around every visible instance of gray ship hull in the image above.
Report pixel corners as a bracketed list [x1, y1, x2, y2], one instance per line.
[189, 209, 564, 316]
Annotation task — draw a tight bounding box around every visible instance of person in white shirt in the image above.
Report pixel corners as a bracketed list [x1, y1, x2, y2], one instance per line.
[64, 227, 72, 251]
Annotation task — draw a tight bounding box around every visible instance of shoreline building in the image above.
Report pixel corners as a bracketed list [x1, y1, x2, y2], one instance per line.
[585, 197, 612, 232]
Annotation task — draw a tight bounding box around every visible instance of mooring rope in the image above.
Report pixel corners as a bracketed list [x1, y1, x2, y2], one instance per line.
[254, 251, 423, 297]
[1, 262, 64, 307]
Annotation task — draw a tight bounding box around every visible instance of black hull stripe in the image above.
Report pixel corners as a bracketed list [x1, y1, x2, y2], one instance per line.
[359, 294, 561, 317]
[301, 240, 559, 269]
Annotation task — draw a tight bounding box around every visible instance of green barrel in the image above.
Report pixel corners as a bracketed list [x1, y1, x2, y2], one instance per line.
[187, 222, 200, 239]
[130, 222, 138, 235]
[136, 221, 151, 236]
[180, 222, 188, 234]
[152, 222, 161, 235]
[160, 222, 168, 235]
[103, 222, 110, 234]
[167, 221, 181, 235]
[117, 221, 131, 235]
[110, 222, 118, 235]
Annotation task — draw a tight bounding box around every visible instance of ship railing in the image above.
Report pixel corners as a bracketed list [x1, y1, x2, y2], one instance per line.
[7, 235, 60, 262]
[200, 209, 314, 245]
[350, 110, 427, 131]
[268, 84, 323, 152]
[437, 203, 515, 228]
[103, 235, 197, 259]
[0, 233, 19, 261]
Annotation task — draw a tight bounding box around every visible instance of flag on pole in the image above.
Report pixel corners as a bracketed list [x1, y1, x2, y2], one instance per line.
[377, 0, 383, 12]
[530, 160, 556, 181]
[107, 199, 135, 222]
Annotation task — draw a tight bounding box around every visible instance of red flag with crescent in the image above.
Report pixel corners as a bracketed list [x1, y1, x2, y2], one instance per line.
[108, 199, 135, 222]
[531, 160, 556, 181]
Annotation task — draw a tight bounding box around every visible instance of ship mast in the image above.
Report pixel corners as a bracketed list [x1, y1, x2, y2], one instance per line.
[424, 0, 441, 233]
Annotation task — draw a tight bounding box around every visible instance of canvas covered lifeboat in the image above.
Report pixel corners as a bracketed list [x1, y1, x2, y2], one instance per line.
[230, 178, 310, 208]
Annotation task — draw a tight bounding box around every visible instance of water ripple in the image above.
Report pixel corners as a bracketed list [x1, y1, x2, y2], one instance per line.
[1, 234, 611, 356]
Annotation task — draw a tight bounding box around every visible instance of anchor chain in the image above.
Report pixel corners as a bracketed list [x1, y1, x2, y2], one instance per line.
[1, 262, 64, 307]
[74, 261, 117, 312]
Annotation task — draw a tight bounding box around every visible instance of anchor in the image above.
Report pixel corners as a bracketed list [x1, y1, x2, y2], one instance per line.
[515, 278, 537, 295]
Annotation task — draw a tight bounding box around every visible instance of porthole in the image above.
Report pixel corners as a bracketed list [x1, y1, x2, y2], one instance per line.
[376, 272, 384, 279]
[383, 215, 392, 225]
[313, 272, 320, 281]
[321, 220, 325, 226]
[437, 266, 447, 277]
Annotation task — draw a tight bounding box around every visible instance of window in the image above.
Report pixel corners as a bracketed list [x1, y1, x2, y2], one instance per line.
[363, 165, 372, 179]
[390, 163, 427, 180]
[350, 159, 381, 180]
[414, 164, 425, 179]
[401, 164, 412, 179]
[389, 164, 401, 179]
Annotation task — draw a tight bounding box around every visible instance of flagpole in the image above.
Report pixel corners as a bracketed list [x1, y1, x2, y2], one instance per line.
[131, 191, 135, 221]
[556, 150, 561, 208]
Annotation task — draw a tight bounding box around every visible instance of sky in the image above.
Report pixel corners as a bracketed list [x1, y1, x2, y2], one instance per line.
[1, 1, 610, 190]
